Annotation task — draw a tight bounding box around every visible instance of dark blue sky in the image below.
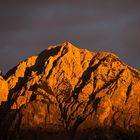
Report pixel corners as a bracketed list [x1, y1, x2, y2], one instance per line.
[0, 0, 140, 74]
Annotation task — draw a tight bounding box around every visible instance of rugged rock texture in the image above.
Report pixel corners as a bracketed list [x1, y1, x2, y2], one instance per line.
[0, 42, 140, 140]
[0, 74, 8, 104]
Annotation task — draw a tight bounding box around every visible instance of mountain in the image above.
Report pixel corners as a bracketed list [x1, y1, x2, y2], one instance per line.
[0, 42, 140, 140]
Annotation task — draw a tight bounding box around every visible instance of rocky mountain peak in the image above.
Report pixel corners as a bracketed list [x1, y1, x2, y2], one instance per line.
[0, 42, 140, 140]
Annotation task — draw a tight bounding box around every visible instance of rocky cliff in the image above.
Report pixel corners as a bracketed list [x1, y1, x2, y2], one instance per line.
[0, 74, 8, 105]
[0, 42, 140, 140]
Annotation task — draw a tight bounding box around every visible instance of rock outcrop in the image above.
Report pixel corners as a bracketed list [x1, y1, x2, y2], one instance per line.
[0, 73, 8, 104]
[0, 42, 140, 140]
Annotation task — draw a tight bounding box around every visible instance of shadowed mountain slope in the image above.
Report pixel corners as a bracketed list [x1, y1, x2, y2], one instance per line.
[0, 42, 140, 140]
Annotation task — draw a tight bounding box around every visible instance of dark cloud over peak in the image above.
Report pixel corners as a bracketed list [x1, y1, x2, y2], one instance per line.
[0, 0, 140, 73]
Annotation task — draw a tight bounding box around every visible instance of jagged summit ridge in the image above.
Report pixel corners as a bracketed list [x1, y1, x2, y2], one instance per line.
[0, 42, 140, 140]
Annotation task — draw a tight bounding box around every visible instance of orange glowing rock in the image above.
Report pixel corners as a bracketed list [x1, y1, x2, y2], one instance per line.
[0, 42, 140, 139]
[0, 74, 8, 104]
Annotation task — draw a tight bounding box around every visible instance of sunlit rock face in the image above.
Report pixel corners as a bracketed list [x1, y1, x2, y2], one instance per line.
[0, 42, 140, 140]
[0, 74, 8, 104]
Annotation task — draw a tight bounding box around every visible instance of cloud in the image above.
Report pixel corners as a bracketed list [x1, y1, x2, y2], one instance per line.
[0, 0, 140, 73]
